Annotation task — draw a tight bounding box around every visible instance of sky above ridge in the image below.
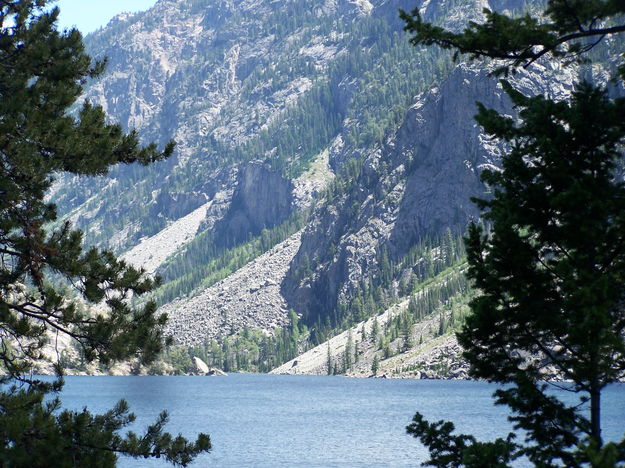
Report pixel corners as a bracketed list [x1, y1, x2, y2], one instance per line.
[54, 0, 159, 34]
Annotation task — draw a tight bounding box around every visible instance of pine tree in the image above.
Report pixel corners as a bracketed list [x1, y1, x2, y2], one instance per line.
[0, 1, 209, 465]
[371, 317, 380, 342]
[401, 0, 625, 77]
[372, 355, 380, 376]
[326, 342, 333, 375]
[408, 294, 419, 319]
[403, 1, 625, 466]
[437, 313, 446, 337]
[344, 329, 354, 371]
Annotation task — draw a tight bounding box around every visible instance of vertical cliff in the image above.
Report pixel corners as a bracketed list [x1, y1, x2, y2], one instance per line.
[282, 62, 576, 325]
[213, 162, 295, 247]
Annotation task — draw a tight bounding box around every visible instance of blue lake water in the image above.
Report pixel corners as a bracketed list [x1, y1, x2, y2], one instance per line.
[57, 375, 624, 467]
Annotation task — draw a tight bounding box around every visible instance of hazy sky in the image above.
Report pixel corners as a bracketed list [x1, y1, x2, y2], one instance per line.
[54, 0, 159, 34]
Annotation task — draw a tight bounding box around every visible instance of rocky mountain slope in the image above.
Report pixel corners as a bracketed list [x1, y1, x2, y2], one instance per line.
[273, 271, 472, 379]
[282, 60, 577, 330]
[163, 231, 301, 346]
[50, 0, 623, 375]
[57, 0, 429, 251]
[54, 0, 457, 331]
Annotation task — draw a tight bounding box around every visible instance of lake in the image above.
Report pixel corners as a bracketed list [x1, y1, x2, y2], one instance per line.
[57, 375, 624, 467]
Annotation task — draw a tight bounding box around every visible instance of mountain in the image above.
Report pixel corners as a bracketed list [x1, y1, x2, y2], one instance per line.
[51, 0, 623, 376]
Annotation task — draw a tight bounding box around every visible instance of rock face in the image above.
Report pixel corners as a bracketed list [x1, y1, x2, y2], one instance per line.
[193, 356, 228, 375]
[387, 62, 575, 254]
[193, 356, 210, 374]
[213, 162, 295, 247]
[282, 62, 576, 323]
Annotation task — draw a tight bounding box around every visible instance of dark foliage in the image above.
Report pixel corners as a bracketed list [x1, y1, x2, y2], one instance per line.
[402, 1, 625, 466]
[401, 0, 625, 76]
[0, 1, 209, 465]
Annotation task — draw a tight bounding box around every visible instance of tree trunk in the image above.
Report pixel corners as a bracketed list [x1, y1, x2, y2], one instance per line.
[590, 380, 602, 448]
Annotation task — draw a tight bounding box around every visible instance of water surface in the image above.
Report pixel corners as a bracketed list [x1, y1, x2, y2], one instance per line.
[58, 375, 625, 467]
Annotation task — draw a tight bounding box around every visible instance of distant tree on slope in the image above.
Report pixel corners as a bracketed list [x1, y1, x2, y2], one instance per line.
[0, 1, 209, 465]
[401, 1, 625, 465]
